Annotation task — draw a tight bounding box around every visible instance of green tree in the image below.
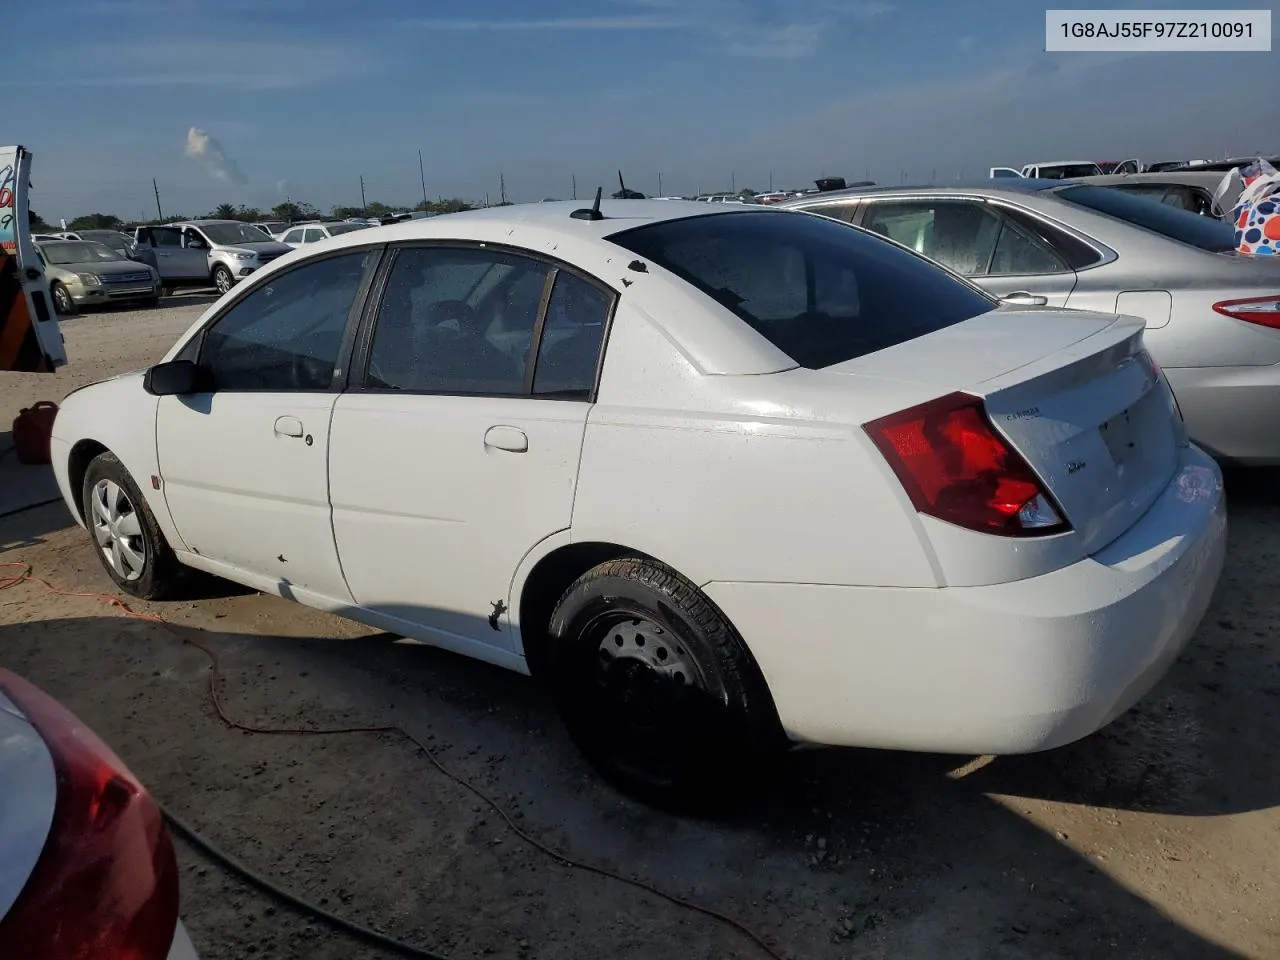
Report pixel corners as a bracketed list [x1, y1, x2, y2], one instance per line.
[331, 205, 364, 219]
[68, 213, 124, 230]
[365, 200, 395, 217]
[738, 188, 757, 198]
[28, 210, 53, 232]
[211, 203, 239, 219]
[412, 197, 474, 215]
[236, 205, 262, 222]
[270, 201, 317, 222]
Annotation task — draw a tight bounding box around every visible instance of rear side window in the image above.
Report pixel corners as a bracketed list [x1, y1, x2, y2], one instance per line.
[1054, 185, 1236, 252]
[609, 210, 995, 369]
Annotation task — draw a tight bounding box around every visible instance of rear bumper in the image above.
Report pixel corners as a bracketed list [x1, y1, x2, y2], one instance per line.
[704, 444, 1226, 755]
[1165, 364, 1280, 465]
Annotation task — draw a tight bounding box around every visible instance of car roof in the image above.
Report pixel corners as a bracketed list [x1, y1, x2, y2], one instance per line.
[779, 180, 1061, 204]
[1028, 160, 1100, 167]
[1076, 171, 1226, 188]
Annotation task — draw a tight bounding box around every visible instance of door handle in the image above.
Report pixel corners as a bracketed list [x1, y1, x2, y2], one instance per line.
[1001, 292, 1049, 307]
[274, 416, 304, 438]
[484, 425, 528, 453]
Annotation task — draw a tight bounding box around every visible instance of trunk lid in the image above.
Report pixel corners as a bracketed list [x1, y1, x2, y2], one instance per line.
[830, 308, 1184, 575]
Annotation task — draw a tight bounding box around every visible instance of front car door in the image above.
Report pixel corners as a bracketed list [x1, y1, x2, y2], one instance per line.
[328, 244, 614, 663]
[280, 228, 305, 248]
[177, 228, 211, 280]
[303, 228, 325, 246]
[856, 198, 1079, 306]
[155, 247, 380, 604]
[141, 226, 185, 281]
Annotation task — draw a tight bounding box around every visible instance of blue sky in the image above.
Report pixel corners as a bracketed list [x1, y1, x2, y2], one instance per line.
[9, 0, 1279, 220]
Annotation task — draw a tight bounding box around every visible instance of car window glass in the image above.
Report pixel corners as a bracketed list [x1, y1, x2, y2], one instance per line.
[365, 247, 550, 394]
[151, 227, 181, 248]
[283, 229, 303, 243]
[303, 229, 324, 243]
[1055, 184, 1236, 251]
[610, 209, 995, 370]
[862, 201, 1002, 275]
[199, 250, 370, 391]
[988, 216, 1068, 275]
[532, 272, 613, 397]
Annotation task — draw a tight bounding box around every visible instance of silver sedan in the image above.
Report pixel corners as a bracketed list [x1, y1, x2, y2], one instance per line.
[783, 181, 1280, 464]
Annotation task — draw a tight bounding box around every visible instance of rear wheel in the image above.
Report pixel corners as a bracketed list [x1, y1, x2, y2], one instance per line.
[547, 557, 784, 810]
[212, 265, 234, 295]
[81, 452, 184, 600]
[50, 282, 76, 316]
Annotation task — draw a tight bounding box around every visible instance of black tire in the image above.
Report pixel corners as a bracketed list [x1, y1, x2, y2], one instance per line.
[161, 284, 176, 298]
[547, 557, 784, 811]
[142, 295, 161, 308]
[212, 265, 234, 295]
[81, 451, 184, 600]
[50, 282, 76, 316]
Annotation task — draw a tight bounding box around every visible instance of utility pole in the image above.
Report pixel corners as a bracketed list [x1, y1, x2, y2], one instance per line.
[499, 173, 506, 205]
[359, 174, 367, 214]
[865, 166, 870, 182]
[152, 178, 163, 220]
[731, 170, 736, 193]
[768, 168, 773, 191]
[572, 174, 577, 201]
[418, 150, 428, 207]
[658, 172, 663, 196]
[931, 167, 937, 182]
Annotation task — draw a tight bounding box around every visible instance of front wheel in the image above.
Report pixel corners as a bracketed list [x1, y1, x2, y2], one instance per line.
[547, 558, 784, 810]
[81, 451, 184, 600]
[212, 265, 234, 294]
[50, 282, 76, 316]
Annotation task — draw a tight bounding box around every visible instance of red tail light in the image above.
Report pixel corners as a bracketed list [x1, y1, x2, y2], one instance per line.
[1213, 295, 1280, 329]
[864, 392, 1070, 537]
[0, 671, 179, 960]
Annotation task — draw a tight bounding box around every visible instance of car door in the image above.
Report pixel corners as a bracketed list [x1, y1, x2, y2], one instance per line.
[303, 228, 325, 245]
[280, 228, 305, 249]
[175, 228, 211, 280]
[858, 198, 1078, 306]
[155, 247, 378, 602]
[328, 244, 613, 658]
[141, 226, 185, 280]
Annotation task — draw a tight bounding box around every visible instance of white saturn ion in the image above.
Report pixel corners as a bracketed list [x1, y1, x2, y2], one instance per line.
[50, 199, 1227, 807]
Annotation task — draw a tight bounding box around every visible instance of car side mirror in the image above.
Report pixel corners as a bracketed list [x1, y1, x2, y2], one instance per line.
[143, 360, 211, 396]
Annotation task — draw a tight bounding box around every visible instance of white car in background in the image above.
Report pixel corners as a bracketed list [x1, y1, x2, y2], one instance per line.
[277, 220, 372, 248]
[48, 200, 1225, 807]
[0, 670, 199, 958]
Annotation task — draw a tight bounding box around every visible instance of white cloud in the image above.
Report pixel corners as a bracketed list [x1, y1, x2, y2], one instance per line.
[185, 127, 247, 186]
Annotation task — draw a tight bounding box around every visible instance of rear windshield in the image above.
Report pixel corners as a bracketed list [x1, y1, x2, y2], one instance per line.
[1054, 184, 1237, 252]
[609, 210, 995, 369]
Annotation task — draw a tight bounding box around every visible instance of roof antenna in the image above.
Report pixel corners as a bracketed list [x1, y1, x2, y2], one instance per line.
[571, 186, 604, 221]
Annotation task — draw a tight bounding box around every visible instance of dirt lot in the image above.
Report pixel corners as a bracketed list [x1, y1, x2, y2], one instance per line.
[1, 302, 1277, 959]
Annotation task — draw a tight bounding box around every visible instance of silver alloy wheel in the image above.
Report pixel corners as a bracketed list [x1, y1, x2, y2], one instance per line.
[90, 479, 146, 581]
[52, 284, 72, 313]
[214, 267, 232, 294]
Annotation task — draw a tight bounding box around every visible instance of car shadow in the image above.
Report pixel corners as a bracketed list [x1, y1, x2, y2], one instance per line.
[0, 582, 1264, 958]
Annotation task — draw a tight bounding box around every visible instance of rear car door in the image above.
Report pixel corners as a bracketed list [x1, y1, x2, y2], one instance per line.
[156, 247, 378, 600]
[858, 198, 1078, 306]
[328, 244, 613, 658]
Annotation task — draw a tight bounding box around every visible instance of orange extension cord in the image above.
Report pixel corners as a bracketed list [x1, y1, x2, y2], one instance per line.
[0, 561, 787, 960]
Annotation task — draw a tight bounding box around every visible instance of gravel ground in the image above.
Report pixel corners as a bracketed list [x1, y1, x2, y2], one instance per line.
[1, 302, 1277, 959]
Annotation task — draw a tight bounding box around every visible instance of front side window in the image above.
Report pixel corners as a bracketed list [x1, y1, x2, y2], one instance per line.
[198, 250, 371, 391]
[303, 229, 325, 243]
[364, 247, 551, 394]
[610, 210, 995, 369]
[150, 227, 182, 248]
[282, 229, 304, 244]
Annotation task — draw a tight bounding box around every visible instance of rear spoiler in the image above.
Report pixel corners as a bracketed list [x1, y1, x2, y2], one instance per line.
[1, 146, 66, 371]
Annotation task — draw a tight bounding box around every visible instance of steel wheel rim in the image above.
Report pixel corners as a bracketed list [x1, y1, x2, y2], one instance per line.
[54, 286, 71, 312]
[89, 479, 146, 582]
[586, 613, 711, 787]
[215, 269, 231, 293]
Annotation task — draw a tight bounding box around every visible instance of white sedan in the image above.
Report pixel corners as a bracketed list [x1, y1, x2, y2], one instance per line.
[275, 221, 371, 248]
[0, 670, 200, 957]
[50, 200, 1226, 806]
